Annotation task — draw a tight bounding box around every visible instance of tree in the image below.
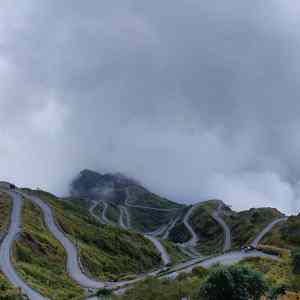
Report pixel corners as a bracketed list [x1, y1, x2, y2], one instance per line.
[95, 288, 113, 299]
[268, 284, 287, 300]
[198, 265, 267, 300]
[292, 249, 300, 274]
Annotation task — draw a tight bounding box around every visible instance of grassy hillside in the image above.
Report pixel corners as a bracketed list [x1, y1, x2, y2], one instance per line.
[262, 216, 300, 250]
[190, 203, 224, 255]
[0, 272, 24, 300]
[168, 222, 192, 243]
[126, 185, 184, 209]
[0, 192, 11, 238]
[237, 255, 300, 294]
[113, 271, 206, 300]
[224, 207, 283, 248]
[106, 203, 120, 224]
[167, 207, 191, 243]
[22, 189, 162, 281]
[114, 255, 300, 300]
[13, 199, 84, 300]
[160, 240, 189, 264]
[128, 207, 177, 232]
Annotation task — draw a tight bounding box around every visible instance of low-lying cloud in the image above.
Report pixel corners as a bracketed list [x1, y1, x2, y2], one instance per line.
[1, 0, 300, 214]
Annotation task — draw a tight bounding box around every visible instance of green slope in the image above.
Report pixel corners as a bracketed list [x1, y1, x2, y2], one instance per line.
[126, 185, 184, 209]
[0, 271, 23, 300]
[0, 192, 11, 237]
[190, 202, 224, 255]
[128, 207, 178, 232]
[22, 189, 162, 281]
[262, 215, 300, 250]
[224, 207, 283, 248]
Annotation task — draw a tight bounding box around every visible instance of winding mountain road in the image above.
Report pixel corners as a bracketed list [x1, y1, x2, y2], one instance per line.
[144, 235, 171, 265]
[182, 205, 200, 248]
[101, 201, 112, 225]
[119, 205, 131, 229]
[164, 250, 278, 280]
[118, 205, 171, 265]
[162, 216, 180, 240]
[89, 201, 106, 225]
[251, 217, 288, 247]
[211, 202, 232, 252]
[0, 191, 48, 300]
[0, 187, 286, 300]
[19, 191, 105, 289]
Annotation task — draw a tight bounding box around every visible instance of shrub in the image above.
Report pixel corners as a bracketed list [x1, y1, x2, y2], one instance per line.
[198, 265, 268, 300]
[191, 266, 209, 279]
[268, 284, 287, 300]
[257, 245, 289, 258]
[292, 249, 300, 274]
[96, 288, 112, 297]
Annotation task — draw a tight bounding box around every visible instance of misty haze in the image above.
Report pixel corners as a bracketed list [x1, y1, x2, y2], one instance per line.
[1, 2, 300, 214]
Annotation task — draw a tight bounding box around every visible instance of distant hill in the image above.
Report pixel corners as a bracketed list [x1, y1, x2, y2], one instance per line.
[71, 169, 184, 210]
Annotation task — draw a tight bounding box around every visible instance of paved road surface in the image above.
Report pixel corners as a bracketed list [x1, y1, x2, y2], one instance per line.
[19, 191, 105, 289]
[182, 205, 200, 248]
[0, 191, 48, 300]
[211, 202, 232, 252]
[101, 201, 112, 225]
[89, 201, 106, 224]
[144, 235, 171, 265]
[162, 216, 180, 240]
[251, 217, 288, 247]
[147, 224, 169, 237]
[119, 205, 170, 265]
[118, 206, 130, 229]
[164, 250, 278, 279]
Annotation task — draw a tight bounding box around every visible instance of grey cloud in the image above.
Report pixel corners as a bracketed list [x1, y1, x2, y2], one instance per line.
[1, 0, 300, 213]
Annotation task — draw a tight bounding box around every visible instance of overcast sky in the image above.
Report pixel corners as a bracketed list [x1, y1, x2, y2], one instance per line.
[1, 1, 300, 214]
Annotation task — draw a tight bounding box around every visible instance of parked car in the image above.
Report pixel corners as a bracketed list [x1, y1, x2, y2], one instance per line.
[241, 245, 256, 252]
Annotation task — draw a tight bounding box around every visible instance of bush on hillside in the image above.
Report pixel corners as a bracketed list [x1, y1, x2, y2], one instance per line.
[257, 245, 290, 258]
[292, 249, 300, 274]
[198, 265, 268, 300]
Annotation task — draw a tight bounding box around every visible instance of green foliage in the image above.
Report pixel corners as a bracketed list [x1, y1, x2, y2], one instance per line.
[0, 272, 24, 300]
[190, 205, 224, 255]
[126, 185, 183, 209]
[268, 284, 288, 300]
[0, 193, 11, 235]
[96, 288, 113, 297]
[161, 240, 190, 265]
[106, 203, 120, 224]
[199, 265, 268, 300]
[292, 249, 300, 275]
[262, 216, 300, 250]
[191, 266, 209, 279]
[224, 207, 283, 248]
[281, 217, 300, 245]
[128, 207, 177, 232]
[168, 222, 192, 243]
[237, 257, 291, 287]
[114, 276, 202, 300]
